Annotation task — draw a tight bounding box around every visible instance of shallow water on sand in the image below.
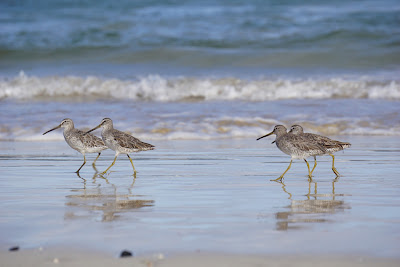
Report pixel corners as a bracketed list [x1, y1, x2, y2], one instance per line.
[0, 137, 399, 258]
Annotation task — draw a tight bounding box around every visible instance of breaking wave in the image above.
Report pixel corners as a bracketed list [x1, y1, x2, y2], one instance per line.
[1, 72, 399, 101]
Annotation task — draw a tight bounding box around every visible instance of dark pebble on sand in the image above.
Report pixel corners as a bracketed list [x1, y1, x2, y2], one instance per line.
[9, 246, 19, 251]
[120, 250, 133, 258]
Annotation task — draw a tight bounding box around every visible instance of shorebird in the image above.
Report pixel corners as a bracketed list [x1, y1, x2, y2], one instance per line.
[289, 125, 351, 176]
[43, 118, 108, 173]
[257, 125, 327, 181]
[86, 118, 154, 175]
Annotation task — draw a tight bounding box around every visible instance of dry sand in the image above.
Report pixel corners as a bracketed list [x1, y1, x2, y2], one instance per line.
[2, 248, 400, 267]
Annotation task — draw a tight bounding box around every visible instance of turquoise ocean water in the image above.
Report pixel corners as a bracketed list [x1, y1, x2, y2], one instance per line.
[0, 0, 399, 139]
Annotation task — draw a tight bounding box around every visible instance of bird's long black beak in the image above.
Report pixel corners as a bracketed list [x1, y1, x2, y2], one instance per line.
[43, 124, 61, 135]
[85, 123, 102, 135]
[256, 131, 274, 140]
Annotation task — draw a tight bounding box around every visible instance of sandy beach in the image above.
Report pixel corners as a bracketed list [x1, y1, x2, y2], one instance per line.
[1, 137, 399, 266]
[2, 249, 400, 267]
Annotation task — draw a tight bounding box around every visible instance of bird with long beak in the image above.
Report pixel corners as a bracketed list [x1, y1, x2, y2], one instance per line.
[257, 125, 326, 181]
[43, 118, 108, 173]
[86, 118, 154, 176]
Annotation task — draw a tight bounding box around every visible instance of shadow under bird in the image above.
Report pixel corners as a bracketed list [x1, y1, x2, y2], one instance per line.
[85, 118, 155, 175]
[257, 125, 327, 181]
[289, 125, 351, 177]
[43, 118, 108, 173]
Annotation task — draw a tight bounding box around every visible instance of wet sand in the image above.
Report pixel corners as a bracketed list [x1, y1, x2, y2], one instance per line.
[0, 137, 399, 265]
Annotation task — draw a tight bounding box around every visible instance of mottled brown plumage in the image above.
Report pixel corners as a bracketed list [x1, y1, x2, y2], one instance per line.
[107, 130, 155, 152]
[276, 132, 327, 160]
[289, 125, 351, 176]
[289, 125, 351, 153]
[86, 118, 154, 175]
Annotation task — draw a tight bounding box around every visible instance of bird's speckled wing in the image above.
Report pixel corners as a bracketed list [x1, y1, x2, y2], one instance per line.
[76, 129, 107, 149]
[304, 133, 351, 150]
[112, 130, 155, 151]
[279, 134, 327, 156]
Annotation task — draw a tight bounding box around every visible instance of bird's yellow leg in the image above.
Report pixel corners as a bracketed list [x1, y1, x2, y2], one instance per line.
[310, 156, 317, 175]
[271, 160, 292, 181]
[304, 159, 312, 178]
[76, 155, 86, 173]
[92, 153, 101, 166]
[330, 154, 340, 177]
[101, 156, 118, 175]
[127, 154, 137, 173]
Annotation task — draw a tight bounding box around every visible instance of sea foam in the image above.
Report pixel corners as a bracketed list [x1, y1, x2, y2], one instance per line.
[1, 72, 399, 101]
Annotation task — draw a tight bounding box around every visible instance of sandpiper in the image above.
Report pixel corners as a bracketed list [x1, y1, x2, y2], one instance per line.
[86, 118, 154, 175]
[289, 125, 351, 176]
[257, 125, 327, 181]
[43, 118, 108, 173]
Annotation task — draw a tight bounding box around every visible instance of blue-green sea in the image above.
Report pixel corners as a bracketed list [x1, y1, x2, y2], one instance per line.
[1, 0, 399, 76]
[0, 0, 399, 139]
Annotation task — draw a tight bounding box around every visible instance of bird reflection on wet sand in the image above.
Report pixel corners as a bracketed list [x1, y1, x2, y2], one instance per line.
[274, 178, 350, 231]
[75, 162, 103, 189]
[65, 173, 154, 222]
